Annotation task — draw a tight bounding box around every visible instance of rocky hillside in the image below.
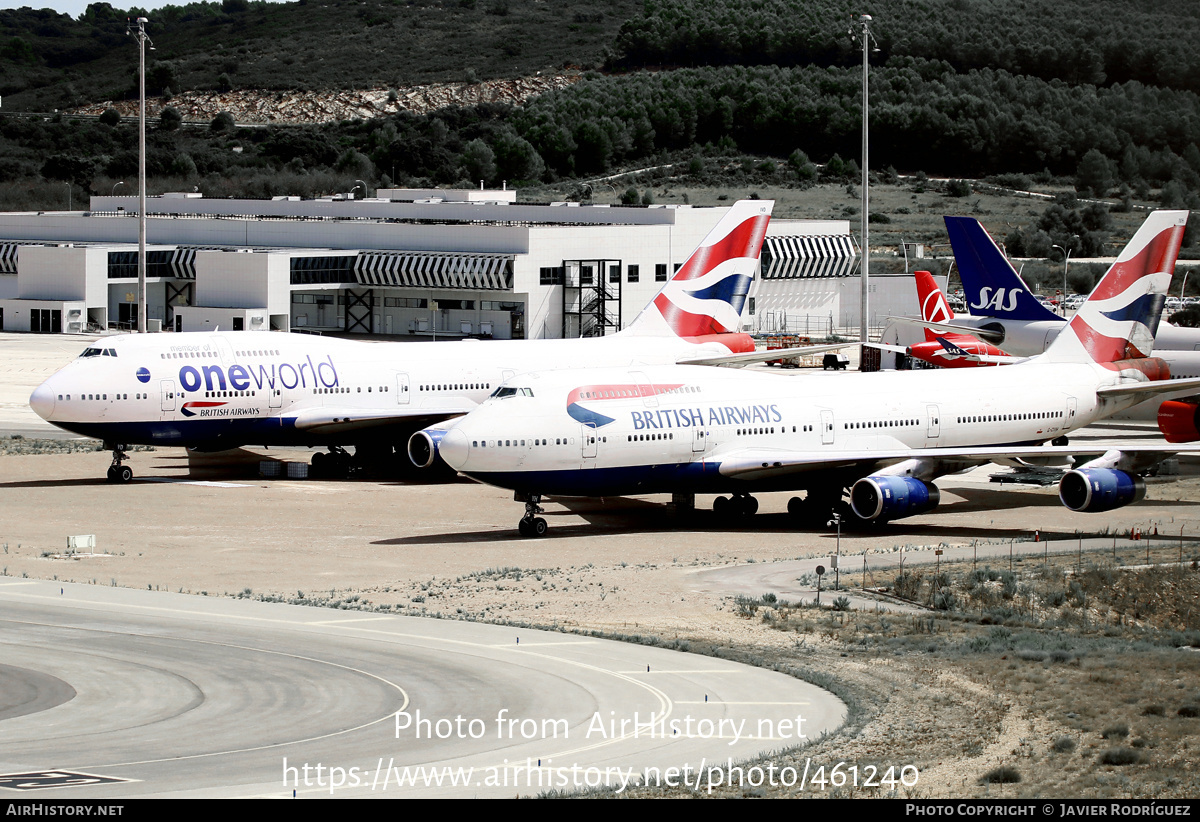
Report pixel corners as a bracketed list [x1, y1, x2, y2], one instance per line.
[69, 72, 581, 125]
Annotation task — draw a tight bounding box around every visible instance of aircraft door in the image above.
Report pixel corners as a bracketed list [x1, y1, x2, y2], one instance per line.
[161, 380, 176, 412]
[213, 335, 234, 364]
[1065, 397, 1077, 427]
[396, 373, 410, 405]
[692, 427, 707, 453]
[582, 424, 597, 459]
[820, 410, 834, 445]
[926, 404, 941, 439]
[631, 371, 658, 408]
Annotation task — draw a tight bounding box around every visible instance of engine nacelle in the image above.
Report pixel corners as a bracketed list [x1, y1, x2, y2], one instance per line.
[408, 428, 450, 468]
[850, 476, 940, 522]
[1058, 468, 1146, 513]
[1158, 400, 1200, 443]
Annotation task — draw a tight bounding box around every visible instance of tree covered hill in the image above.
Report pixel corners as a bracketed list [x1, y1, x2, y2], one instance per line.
[0, 0, 639, 110]
[0, 0, 1197, 224]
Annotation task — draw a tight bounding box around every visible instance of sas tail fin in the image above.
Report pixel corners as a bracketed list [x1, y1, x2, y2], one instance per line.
[914, 269, 954, 343]
[624, 199, 772, 338]
[945, 216, 1061, 322]
[1040, 210, 1187, 364]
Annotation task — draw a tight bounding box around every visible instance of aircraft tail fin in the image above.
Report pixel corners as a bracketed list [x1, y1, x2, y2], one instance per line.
[624, 199, 772, 338]
[1040, 210, 1187, 364]
[914, 270, 953, 342]
[945, 216, 1061, 321]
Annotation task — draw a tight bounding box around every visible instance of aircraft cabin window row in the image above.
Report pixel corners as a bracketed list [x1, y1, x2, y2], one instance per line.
[846, 419, 919, 429]
[58, 393, 147, 401]
[628, 433, 674, 441]
[424, 383, 491, 392]
[955, 412, 1062, 423]
[472, 437, 589, 447]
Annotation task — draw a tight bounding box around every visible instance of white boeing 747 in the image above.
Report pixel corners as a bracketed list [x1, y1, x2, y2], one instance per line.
[28, 200, 845, 482]
[422, 211, 1200, 536]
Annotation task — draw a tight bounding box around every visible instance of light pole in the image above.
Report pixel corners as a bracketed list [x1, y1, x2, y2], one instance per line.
[354, 179, 367, 199]
[112, 181, 125, 196]
[127, 17, 153, 333]
[856, 14, 875, 354]
[63, 182, 71, 211]
[1052, 243, 1073, 313]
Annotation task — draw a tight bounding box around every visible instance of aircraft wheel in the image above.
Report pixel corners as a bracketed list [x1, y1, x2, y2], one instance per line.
[740, 496, 759, 516]
[787, 496, 804, 516]
[532, 517, 548, 537]
[106, 466, 117, 482]
[518, 518, 532, 537]
[117, 465, 133, 483]
[713, 496, 731, 516]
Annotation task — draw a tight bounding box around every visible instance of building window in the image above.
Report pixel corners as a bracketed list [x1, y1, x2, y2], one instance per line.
[609, 265, 620, 284]
[580, 266, 594, 285]
[655, 264, 667, 282]
[628, 265, 639, 283]
[540, 266, 564, 285]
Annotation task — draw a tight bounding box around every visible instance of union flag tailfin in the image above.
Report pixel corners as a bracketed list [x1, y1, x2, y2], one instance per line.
[624, 199, 772, 338]
[1041, 210, 1188, 364]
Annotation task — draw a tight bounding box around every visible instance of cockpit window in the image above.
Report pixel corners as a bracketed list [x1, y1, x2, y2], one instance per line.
[80, 347, 102, 358]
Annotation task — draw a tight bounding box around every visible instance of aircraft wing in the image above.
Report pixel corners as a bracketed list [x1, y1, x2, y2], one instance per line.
[864, 342, 910, 355]
[291, 406, 464, 435]
[887, 316, 1006, 343]
[1097, 376, 1200, 398]
[678, 341, 856, 367]
[714, 442, 1192, 482]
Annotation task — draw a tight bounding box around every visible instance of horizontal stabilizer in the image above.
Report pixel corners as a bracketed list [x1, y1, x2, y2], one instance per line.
[887, 316, 1005, 344]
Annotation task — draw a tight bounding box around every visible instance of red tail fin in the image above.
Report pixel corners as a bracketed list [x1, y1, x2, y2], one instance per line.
[914, 270, 953, 343]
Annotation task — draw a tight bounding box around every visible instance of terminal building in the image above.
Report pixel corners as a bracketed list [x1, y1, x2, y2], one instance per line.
[0, 188, 862, 339]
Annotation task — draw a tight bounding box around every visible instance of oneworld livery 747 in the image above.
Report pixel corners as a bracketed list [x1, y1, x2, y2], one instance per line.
[423, 211, 1200, 536]
[29, 200, 846, 482]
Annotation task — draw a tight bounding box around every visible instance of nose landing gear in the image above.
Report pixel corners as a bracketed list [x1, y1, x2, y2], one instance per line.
[105, 443, 133, 483]
[517, 494, 548, 537]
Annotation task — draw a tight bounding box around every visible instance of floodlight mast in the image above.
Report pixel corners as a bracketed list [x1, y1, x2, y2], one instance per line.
[858, 13, 873, 353]
[127, 17, 152, 333]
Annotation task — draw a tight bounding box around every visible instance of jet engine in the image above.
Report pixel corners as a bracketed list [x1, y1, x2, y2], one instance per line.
[1158, 400, 1200, 443]
[408, 422, 461, 468]
[1058, 468, 1146, 513]
[850, 476, 940, 522]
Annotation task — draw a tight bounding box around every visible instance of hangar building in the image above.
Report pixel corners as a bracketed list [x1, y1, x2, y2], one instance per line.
[0, 189, 859, 339]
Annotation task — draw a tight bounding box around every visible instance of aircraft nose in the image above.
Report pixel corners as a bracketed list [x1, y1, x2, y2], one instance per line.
[438, 428, 469, 470]
[29, 380, 56, 421]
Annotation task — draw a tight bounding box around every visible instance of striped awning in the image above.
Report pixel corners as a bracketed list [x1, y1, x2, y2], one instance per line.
[355, 252, 514, 290]
[762, 235, 859, 279]
[0, 243, 19, 274]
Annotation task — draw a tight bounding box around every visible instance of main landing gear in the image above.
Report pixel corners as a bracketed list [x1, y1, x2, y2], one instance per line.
[517, 494, 548, 537]
[310, 446, 353, 478]
[787, 491, 850, 528]
[712, 494, 758, 517]
[105, 443, 133, 483]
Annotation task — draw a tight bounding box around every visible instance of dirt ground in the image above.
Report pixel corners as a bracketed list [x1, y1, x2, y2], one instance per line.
[2, 446, 1198, 798]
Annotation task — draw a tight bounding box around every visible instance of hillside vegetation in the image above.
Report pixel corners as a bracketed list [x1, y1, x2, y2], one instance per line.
[0, 0, 1198, 248]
